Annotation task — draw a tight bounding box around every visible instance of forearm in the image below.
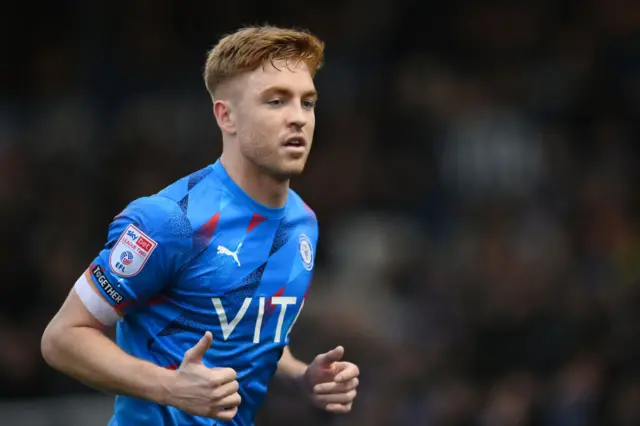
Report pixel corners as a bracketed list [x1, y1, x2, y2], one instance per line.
[276, 346, 308, 383]
[42, 324, 174, 404]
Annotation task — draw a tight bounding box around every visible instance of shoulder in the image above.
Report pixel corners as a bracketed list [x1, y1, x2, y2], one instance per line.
[156, 165, 216, 204]
[286, 189, 319, 246]
[287, 189, 317, 223]
[113, 195, 192, 245]
[103, 194, 193, 277]
[118, 164, 219, 236]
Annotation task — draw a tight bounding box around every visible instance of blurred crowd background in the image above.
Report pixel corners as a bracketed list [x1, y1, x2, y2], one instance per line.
[2, 0, 640, 425]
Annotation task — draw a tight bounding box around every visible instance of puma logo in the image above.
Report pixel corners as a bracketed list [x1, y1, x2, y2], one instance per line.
[217, 242, 242, 267]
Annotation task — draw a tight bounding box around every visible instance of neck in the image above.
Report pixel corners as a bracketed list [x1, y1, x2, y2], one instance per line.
[220, 151, 290, 209]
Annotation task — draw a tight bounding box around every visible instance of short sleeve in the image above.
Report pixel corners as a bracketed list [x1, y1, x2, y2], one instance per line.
[74, 196, 192, 325]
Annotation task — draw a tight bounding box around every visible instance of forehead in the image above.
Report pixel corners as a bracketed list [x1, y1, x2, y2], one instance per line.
[244, 59, 315, 94]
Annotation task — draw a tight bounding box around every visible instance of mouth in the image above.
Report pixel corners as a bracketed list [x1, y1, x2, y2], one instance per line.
[282, 136, 307, 149]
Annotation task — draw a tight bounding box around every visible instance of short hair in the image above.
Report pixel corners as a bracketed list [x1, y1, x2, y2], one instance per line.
[204, 25, 325, 99]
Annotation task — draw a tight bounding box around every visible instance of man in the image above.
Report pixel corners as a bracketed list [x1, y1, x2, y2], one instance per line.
[41, 25, 360, 425]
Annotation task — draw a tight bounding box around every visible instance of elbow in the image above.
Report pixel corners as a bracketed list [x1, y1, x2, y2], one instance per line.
[41, 321, 64, 370]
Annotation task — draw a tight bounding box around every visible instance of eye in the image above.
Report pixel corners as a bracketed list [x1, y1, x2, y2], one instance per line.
[303, 99, 317, 109]
[267, 99, 284, 106]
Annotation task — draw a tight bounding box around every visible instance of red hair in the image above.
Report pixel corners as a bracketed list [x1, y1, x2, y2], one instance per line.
[204, 26, 325, 98]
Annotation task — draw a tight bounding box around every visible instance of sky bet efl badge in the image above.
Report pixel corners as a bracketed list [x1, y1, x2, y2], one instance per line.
[109, 224, 157, 277]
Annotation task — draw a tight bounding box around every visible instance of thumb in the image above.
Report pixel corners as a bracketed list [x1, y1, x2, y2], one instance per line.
[182, 331, 213, 365]
[315, 346, 344, 367]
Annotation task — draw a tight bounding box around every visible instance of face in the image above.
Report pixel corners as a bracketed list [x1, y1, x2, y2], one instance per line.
[225, 59, 318, 180]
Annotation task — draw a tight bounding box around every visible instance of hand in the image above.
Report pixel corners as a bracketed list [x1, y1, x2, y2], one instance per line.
[164, 331, 241, 420]
[302, 346, 360, 414]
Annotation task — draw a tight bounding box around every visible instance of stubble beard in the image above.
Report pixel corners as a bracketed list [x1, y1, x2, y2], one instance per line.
[239, 133, 308, 182]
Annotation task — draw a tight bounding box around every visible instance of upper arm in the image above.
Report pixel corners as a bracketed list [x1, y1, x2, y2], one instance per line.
[66, 196, 192, 327]
[49, 286, 107, 331]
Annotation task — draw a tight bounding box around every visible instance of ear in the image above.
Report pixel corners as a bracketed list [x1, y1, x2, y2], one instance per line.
[213, 99, 236, 135]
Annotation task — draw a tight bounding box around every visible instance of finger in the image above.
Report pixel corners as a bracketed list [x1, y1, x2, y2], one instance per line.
[334, 363, 359, 382]
[183, 331, 213, 364]
[213, 406, 238, 421]
[325, 402, 353, 414]
[216, 391, 242, 409]
[211, 367, 237, 385]
[315, 346, 344, 367]
[212, 380, 239, 400]
[314, 378, 359, 394]
[314, 390, 357, 404]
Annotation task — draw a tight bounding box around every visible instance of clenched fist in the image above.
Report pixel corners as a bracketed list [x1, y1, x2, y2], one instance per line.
[303, 346, 360, 414]
[164, 331, 241, 420]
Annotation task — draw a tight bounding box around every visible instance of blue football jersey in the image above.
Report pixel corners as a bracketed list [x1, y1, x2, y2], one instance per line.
[83, 160, 318, 425]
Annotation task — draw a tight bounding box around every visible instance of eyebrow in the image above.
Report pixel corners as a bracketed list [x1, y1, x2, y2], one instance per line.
[262, 86, 318, 99]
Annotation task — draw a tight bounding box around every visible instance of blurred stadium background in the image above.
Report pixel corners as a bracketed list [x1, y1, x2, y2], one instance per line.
[2, 0, 640, 425]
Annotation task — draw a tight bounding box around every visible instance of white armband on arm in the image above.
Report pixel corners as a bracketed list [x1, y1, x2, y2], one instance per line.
[74, 273, 121, 326]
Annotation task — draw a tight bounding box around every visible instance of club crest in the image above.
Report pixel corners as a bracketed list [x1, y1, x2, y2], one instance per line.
[298, 234, 314, 271]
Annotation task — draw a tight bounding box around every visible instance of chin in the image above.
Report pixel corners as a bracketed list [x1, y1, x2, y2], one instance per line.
[277, 167, 305, 180]
[271, 162, 307, 180]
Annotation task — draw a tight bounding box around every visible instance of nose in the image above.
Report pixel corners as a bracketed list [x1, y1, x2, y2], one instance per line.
[288, 103, 307, 129]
